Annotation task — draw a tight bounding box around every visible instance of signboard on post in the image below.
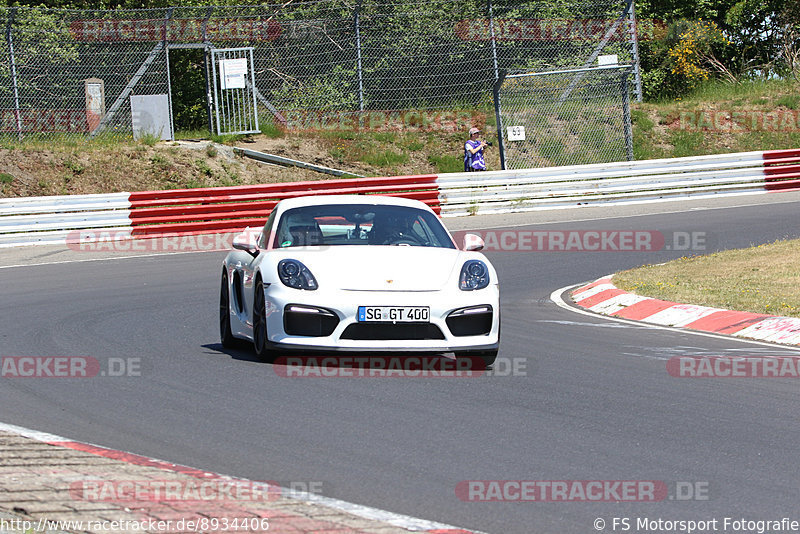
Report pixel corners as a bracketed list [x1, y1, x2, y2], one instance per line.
[598, 54, 619, 66]
[130, 94, 172, 141]
[507, 126, 526, 141]
[219, 58, 247, 90]
[84, 78, 105, 133]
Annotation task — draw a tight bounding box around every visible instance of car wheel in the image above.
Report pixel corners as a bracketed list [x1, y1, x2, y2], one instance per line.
[252, 278, 278, 363]
[476, 349, 498, 368]
[219, 269, 236, 348]
[457, 349, 498, 370]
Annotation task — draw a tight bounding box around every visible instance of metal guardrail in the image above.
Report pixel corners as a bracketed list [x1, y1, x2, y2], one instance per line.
[0, 176, 439, 246]
[0, 193, 131, 246]
[437, 149, 800, 217]
[233, 148, 364, 178]
[1, 148, 798, 247]
[126, 175, 439, 238]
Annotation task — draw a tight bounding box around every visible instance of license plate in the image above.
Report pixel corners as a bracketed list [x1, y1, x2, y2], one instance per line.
[358, 306, 429, 323]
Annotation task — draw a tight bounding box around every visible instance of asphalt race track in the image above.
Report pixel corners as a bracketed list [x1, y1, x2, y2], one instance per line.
[2, 194, 800, 534]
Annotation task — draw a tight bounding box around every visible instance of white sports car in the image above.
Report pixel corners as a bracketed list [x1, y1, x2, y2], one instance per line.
[219, 195, 500, 366]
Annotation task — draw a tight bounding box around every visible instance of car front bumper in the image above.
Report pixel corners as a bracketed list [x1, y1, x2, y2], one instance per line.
[263, 285, 500, 353]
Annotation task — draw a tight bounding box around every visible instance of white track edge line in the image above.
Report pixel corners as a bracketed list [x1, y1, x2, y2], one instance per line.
[0, 421, 487, 534]
[0, 249, 223, 270]
[550, 283, 800, 354]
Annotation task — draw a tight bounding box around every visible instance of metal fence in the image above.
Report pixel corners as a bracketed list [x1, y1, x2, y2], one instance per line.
[495, 65, 634, 169]
[1, 0, 642, 165]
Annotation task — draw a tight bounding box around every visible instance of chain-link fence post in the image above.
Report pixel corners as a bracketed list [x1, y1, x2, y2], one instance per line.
[355, 0, 364, 112]
[5, 7, 22, 140]
[622, 71, 633, 160]
[487, 0, 499, 82]
[493, 71, 506, 170]
[628, 0, 643, 102]
[202, 7, 214, 132]
[164, 33, 174, 140]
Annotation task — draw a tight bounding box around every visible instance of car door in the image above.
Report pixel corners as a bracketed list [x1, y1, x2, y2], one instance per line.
[239, 209, 277, 330]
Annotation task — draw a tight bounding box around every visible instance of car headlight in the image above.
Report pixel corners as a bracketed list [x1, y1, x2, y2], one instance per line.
[459, 260, 489, 290]
[278, 259, 318, 290]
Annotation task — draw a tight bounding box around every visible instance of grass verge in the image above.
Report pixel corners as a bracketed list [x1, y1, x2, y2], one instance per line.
[633, 78, 800, 159]
[614, 238, 800, 318]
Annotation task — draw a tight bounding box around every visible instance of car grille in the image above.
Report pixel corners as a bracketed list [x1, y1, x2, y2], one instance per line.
[341, 323, 445, 340]
[446, 306, 493, 337]
[284, 305, 339, 337]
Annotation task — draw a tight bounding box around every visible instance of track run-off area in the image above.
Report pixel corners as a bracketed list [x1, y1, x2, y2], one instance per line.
[2, 191, 800, 534]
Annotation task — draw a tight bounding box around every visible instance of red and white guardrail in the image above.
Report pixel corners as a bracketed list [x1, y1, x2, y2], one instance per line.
[0, 174, 439, 247]
[437, 148, 800, 216]
[1, 148, 798, 247]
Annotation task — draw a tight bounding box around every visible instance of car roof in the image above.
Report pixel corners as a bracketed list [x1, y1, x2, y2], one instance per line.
[275, 194, 434, 211]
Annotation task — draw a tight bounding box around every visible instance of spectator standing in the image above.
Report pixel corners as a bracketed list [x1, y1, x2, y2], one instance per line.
[464, 127, 488, 171]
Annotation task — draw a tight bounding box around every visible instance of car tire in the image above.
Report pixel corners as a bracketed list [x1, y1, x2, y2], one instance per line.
[219, 269, 236, 349]
[477, 349, 498, 368]
[457, 349, 498, 370]
[252, 278, 278, 363]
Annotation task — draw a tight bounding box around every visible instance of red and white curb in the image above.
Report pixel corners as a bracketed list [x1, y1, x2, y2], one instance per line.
[570, 276, 800, 346]
[0, 421, 483, 534]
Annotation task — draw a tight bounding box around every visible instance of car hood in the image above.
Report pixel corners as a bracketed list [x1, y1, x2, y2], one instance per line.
[282, 246, 465, 291]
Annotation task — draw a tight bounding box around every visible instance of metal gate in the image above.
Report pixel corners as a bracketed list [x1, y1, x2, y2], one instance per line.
[210, 47, 260, 135]
[494, 65, 634, 170]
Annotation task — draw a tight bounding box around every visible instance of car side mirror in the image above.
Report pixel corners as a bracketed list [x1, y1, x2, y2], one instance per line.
[232, 227, 260, 257]
[463, 233, 485, 251]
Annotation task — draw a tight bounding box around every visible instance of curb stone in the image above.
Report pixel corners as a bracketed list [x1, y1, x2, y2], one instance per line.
[571, 276, 800, 346]
[0, 424, 482, 534]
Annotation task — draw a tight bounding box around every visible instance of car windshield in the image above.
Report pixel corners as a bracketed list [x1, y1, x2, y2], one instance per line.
[272, 204, 455, 249]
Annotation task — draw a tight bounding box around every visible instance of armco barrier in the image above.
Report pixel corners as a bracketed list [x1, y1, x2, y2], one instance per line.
[0, 192, 132, 247]
[0, 175, 439, 247]
[437, 149, 800, 217]
[127, 174, 439, 238]
[763, 148, 800, 191]
[1, 149, 798, 247]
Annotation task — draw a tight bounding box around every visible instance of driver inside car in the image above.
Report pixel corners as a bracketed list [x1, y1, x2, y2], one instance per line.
[368, 212, 418, 245]
[277, 213, 324, 247]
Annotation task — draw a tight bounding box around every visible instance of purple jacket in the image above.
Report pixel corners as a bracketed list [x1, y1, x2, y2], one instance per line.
[464, 140, 486, 171]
